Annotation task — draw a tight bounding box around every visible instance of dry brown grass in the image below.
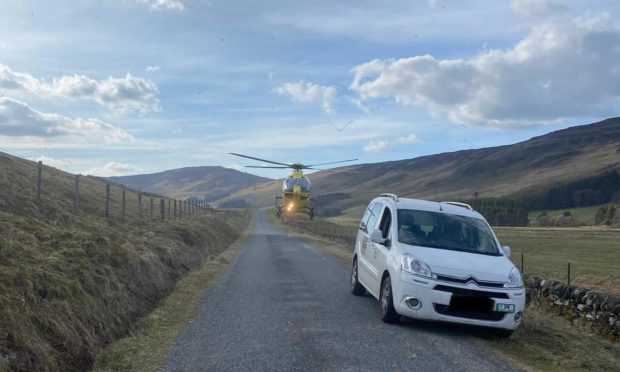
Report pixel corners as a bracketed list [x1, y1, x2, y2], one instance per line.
[93, 214, 254, 372]
[0, 151, 251, 372]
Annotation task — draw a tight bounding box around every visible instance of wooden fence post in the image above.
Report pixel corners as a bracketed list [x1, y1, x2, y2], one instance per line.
[74, 175, 80, 214]
[138, 192, 143, 221]
[567, 262, 571, 285]
[168, 199, 171, 220]
[174, 200, 177, 220]
[105, 183, 111, 218]
[150, 197, 154, 219]
[37, 161, 42, 201]
[122, 189, 126, 222]
[160, 199, 165, 221]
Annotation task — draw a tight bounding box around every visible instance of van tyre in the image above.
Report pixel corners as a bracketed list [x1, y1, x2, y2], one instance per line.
[351, 258, 365, 296]
[380, 276, 400, 324]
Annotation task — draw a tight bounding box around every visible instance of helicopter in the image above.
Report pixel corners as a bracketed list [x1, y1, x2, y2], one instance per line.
[230, 153, 357, 219]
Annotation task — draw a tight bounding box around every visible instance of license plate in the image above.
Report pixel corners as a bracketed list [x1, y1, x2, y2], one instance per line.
[450, 294, 493, 312]
[495, 303, 515, 313]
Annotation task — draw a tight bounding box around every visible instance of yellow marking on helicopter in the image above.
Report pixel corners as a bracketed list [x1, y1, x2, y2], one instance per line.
[229, 153, 357, 219]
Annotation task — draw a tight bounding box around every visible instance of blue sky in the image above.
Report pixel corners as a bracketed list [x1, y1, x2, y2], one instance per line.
[0, 0, 619, 178]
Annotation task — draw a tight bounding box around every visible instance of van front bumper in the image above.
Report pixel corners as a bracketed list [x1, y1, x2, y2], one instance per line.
[393, 274, 525, 330]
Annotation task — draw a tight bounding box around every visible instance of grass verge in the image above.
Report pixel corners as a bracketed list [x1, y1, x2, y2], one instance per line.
[93, 213, 254, 372]
[269, 213, 620, 371]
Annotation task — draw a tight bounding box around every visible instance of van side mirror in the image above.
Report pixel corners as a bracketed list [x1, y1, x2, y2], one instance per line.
[502, 245, 511, 258]
[370, 229, 389, 246]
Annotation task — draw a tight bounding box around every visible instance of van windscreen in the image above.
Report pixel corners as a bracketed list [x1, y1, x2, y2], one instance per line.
[397, 209, 500, 256]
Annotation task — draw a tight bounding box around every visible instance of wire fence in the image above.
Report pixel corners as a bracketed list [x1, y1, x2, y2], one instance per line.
[0, 155, 212, 223]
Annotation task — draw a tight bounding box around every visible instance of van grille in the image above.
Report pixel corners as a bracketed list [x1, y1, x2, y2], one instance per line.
[434, 285, 509, 299]
[433, 304, 506, 321]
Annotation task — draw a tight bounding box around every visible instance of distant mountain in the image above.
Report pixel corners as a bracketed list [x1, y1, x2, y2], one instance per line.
[108, 166, 271, 200]
[220, 118, 620, 214]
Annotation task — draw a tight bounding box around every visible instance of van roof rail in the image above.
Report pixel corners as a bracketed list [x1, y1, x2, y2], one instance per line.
[441, 201, 473, 211]
[380, 193, 399, 202]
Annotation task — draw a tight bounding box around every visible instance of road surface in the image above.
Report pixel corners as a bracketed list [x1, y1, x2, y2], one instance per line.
[164, 211, 520, 372]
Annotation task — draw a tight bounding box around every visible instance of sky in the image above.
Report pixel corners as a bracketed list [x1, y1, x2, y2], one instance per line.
[0, 0, 619, 178]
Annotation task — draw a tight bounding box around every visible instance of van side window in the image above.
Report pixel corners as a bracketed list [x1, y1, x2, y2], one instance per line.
[366, 203, 383, 232]
[379, 207, 392, 239]
[359, 202, 376, 231]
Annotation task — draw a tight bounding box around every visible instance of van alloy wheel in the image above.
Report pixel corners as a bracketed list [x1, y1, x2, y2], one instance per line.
[380, 276, 400, 323]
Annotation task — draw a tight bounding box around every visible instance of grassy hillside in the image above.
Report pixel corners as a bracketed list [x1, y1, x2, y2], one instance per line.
[0, 151, 250, 372]
[108, 166, 271, 201]
[222, 118, 620, 213]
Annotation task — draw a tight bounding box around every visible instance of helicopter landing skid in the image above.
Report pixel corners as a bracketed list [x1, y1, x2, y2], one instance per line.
[275, 196, 283, 218]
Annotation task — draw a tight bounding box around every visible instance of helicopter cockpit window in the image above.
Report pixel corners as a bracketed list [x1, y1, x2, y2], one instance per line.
[283, 178, 311, 192]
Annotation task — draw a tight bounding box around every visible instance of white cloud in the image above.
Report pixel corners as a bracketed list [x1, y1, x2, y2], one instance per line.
[137, 0, 185, 11]
[145, 65, 161, 73]
[52, 73, 160, 114]
[0, 97, 132, 143]
[84, 161, 140, 177]
[363, 139, 390, 153]
[398, 134, 421, 144]
[349, 98, 370, 114]
[225, 163, 245, 172]
[275, 80, 336, 113]
[350, 6, 620, 128]
[0, 63, 160, 114]
[31, 155, 71, 169]
[510, 0, 567, 21]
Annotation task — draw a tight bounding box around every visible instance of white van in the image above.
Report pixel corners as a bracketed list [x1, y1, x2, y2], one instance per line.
[351, 194, 525, 337]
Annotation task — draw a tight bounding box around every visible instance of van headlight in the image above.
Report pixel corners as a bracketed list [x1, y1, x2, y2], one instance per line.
[401, 255, 433, 278]
[504, 268, 523, 288]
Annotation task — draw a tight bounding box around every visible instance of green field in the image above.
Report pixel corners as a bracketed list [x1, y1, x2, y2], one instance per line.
[495, 227, 620, 296]
[528, 204, 607, 226]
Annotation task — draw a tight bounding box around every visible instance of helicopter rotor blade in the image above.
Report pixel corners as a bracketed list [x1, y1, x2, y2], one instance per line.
[305, 158, 358, 167]
[245, 165, 290, 169]
[229, 153, 292, 167]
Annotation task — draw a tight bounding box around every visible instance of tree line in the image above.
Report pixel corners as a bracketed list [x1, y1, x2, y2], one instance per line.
[463, 170, 619, 226]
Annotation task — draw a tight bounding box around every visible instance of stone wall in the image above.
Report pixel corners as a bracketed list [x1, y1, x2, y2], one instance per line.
[524, 276, 620, 341]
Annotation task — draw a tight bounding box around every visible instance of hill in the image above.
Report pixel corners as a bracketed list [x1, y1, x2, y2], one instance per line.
[221, 118, 620, 216]
[0, 151, 249, 371]
[108, 166, 271, 201]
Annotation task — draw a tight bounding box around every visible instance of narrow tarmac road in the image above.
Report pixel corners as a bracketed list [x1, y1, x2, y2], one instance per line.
[164, 211, 520, 372]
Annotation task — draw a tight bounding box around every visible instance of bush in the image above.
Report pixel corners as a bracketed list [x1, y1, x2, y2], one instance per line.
[595, 204, 617, 226]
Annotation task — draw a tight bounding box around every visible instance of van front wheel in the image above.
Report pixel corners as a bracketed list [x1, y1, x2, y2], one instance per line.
[351, 259, 365, 296]
[380, 276, 400, 324]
